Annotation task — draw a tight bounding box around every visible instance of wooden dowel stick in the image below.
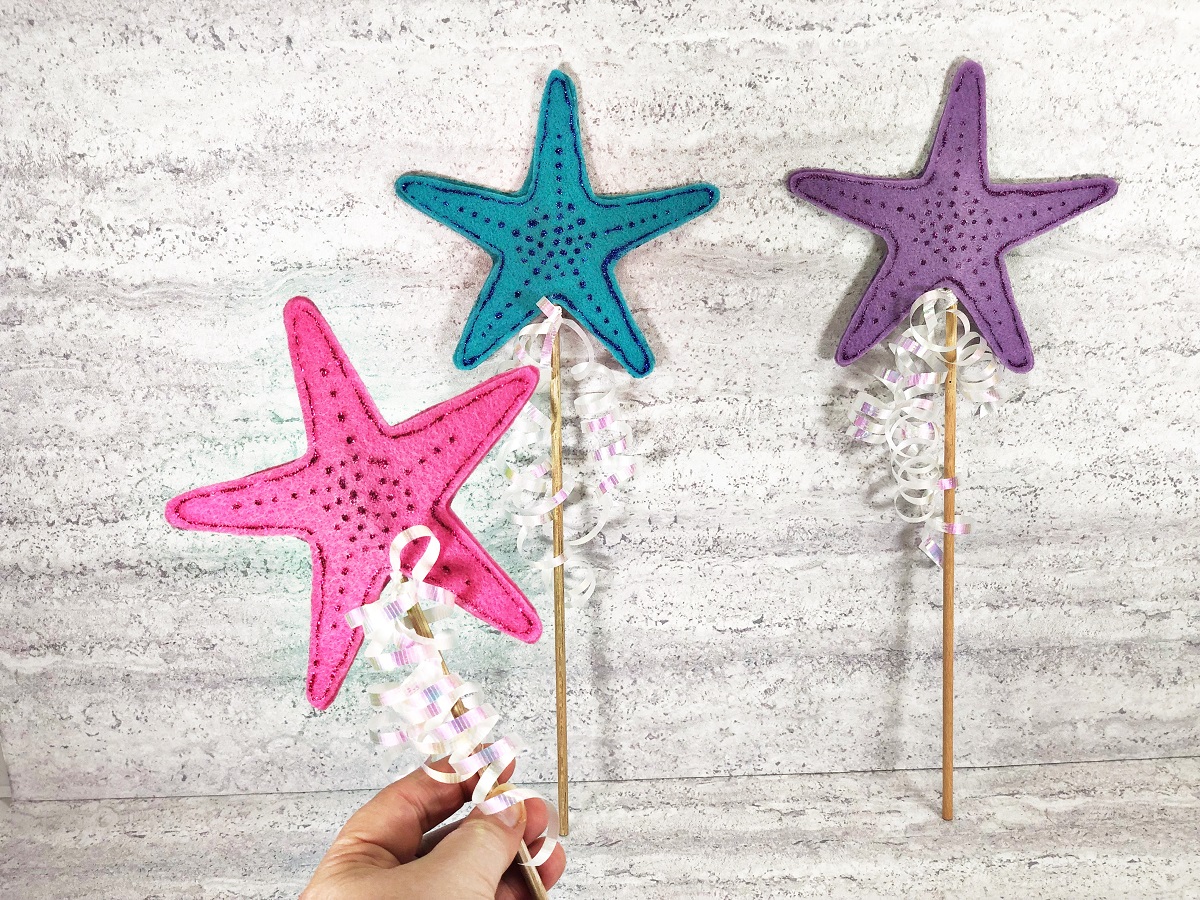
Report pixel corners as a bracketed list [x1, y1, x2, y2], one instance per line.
[942, 302, 958, 822]
[407, 603, 550, 900]
[549, 329, 570, 836]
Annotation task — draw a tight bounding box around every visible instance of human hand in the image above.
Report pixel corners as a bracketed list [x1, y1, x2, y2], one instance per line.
[301, 759, 565, 900]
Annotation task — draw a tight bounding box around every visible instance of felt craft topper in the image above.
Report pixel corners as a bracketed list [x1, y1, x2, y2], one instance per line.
[396, 69, 720, 378]
[789, 60, 1117, 372]
[166, 297, 542, 710]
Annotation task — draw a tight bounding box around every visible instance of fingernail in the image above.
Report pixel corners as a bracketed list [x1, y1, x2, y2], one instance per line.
[495, 800, 526, 829]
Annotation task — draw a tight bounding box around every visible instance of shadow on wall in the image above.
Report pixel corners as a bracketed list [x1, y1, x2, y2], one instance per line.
[0, 731, 10, 800]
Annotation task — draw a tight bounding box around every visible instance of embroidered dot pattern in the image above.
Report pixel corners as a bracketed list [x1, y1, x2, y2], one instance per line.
[396, 69, 719, 378]
[788, 60, 1116, 374]
[165, 298, 542, 710]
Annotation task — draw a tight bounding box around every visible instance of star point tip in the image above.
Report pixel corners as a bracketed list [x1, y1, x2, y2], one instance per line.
[283, 294, 315, 316]
[508, 363, 541, 391]
[394, 173, 426, 202]
[953, 59, 986, 87]
[787, 169, 848, 202]
[452, 342, 485, 372]
[696, 181, 720, 211]
[283, 295, 332, 341]
[787, 169, 815, 195]
[507, 612, 543, 644]
[1065, 176, 1119, 215]
[305, 676, 339, 711]
[283, 296, 330, 342]
[479, 364, 541, 407]
[834, 344, 860, 368]
[542, 68, 578, 106]
[162, 488, 213, 532]
[163, 494, 188, 529]
[629, 351, 655, 378]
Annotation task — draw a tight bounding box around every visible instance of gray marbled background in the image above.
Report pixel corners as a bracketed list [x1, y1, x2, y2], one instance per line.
[4, 758, 1198, 898]
[0, 0, 1198, 895]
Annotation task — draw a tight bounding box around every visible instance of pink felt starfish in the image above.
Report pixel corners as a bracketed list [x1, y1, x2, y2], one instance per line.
[166, 297, 542, 710]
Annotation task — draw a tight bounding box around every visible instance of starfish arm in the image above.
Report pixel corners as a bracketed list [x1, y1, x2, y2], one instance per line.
[394, 175, 522, 254]
[835, 251, 921, 366]
[789, 169, 918, 236]
[454, 260, 540, 370]
[558, 268, 654, 377]
[953, 257, 1034, 372]
[595, 183, 720, 258]
[414, 513, 542, 643]
[384, 368, 543, 642]
[387, 367, 539, 499]
[165, 459, 316, 538]
[529, 69, 590, 196]
[990, 177, 1117, 248]
[305, 539, 383, 710]
[284, 297, 388, 445]
[926, 61, 988, 174]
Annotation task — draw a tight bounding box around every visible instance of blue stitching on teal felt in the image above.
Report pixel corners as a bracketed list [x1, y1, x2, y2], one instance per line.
[395, 69, 720, 377]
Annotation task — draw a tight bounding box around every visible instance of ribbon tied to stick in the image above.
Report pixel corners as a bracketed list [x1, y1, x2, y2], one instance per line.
[346, 525, 559, 866]
[845, 290, 1005, 566]
[500, 298, 638, 604]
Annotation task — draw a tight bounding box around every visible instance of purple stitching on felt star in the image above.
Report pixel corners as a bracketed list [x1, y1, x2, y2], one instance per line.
[789, 60, 1117, 372]
[165, 297, 542, 710]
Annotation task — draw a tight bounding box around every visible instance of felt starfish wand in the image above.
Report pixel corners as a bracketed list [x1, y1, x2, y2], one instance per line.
[395, 69, 720, 830]
[165, 297, 556, 892]
[788, 61, 1116, 818]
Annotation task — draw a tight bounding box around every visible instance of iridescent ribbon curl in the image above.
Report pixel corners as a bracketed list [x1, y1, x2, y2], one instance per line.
[499, 298, 638, 605]
[345, 525, 559, 867]
[845, 290, 1005, 565]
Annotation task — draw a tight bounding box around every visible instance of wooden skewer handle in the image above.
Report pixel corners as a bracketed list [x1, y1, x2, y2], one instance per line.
[407, 603, 551, 899]
[549, 329, 570, 837]
[942, 302, 958, 823]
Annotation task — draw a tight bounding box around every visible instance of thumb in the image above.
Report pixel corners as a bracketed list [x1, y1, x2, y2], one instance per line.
[410, 800, 528, 896]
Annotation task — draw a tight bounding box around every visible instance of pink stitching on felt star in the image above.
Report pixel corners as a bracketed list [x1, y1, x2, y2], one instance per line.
[166, 296, 542, 709]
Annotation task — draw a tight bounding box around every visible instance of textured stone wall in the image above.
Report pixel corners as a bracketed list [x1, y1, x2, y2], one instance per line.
[1, 0, 1196, 800]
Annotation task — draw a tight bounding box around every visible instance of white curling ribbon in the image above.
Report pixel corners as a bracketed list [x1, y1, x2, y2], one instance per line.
[846, 290, 1005, 565]
[498, 298, 638, 607]
[346, 525, 559, 867]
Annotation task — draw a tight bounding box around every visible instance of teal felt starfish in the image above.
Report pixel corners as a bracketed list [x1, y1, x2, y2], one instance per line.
[396, 69, 719, 377]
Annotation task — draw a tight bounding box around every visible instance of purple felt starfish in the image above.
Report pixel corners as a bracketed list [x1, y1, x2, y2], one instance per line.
[789, 60, 1117, 372]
